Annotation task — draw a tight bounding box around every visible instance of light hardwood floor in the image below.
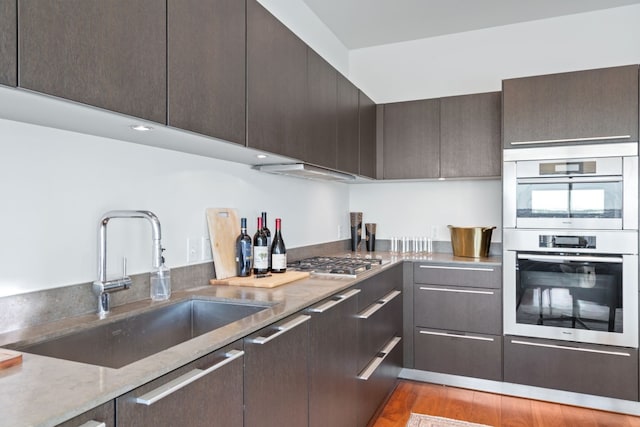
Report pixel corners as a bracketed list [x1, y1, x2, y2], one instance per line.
[371, 380, 640, 427]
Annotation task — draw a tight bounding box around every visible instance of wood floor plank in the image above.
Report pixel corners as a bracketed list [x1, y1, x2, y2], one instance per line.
[370, 382, 416, 427]
[410, 382, 448, 418]
[530, 399, 566, 427]
[470, 390, 501, 426]
[442, 386, 474, 421]
[500, 394, 534, 427]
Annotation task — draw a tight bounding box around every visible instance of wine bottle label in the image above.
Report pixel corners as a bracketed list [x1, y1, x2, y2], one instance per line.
[254, 246, 269, 269]
[272, 254, 287, 270]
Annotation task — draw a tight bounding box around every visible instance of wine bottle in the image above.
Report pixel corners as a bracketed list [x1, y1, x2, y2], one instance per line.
[270, 218, 287, 273]
[253, 216, 269, 275]
[235, 218, 253, 277]
[261, 211, 272, 271]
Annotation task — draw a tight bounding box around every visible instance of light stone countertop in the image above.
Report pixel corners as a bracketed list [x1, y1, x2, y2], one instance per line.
[0, 252, 500, 427]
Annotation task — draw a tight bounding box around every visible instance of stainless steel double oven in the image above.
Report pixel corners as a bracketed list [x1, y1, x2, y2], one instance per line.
[503, 143, 639, 348]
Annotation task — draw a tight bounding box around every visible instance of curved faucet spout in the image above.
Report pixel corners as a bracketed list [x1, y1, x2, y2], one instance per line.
[94, 210, 164, 316]
[98, 210, 163, 283]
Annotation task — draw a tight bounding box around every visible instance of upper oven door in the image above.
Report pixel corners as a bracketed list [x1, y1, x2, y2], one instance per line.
[504, 154, 637, 230]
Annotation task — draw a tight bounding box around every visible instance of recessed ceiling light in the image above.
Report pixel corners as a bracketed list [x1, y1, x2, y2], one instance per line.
[256, 154, 268, 159]
[130, 124, 153, 132]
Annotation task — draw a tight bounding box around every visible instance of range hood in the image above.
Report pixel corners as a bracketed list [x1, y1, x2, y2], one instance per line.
[253, 163, 357, 182]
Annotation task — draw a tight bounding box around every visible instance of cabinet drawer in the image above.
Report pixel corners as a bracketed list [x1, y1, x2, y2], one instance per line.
[358, 289, 402, 372]
[357, 264, 402, 311]
[414, 328, 502, 381]
[413, 263, 501, 288]
[414, 285, 501, 334]
[56, 401, 114, 427]
[357, 336, 402, 427]
[504, 336, 638, 401]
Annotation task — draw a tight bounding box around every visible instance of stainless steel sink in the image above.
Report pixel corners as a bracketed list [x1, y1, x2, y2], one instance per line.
[19, 299, 268, 368]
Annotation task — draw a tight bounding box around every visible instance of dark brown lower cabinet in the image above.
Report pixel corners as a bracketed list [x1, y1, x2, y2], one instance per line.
[414, 328, 502, 381]
[356, 264, 403, 427]
[357, 335, 403, 427]
[504, 336, 639, 401]
[244, 313, 310, 427]
[55, 400, 114, 427]
[308, 289, 360, 427]
[116, 342, 244, 427]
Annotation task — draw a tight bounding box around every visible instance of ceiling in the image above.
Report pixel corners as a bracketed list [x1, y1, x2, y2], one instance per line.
[300, 0, 640, 49]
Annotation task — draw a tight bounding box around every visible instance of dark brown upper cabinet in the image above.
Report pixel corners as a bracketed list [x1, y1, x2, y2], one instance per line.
[0, 0, 16, 86]
[306, 49, 337, 169]
[247, 0, 307, 160]
[167, 0, 246, 145]
[359, 91, 377, 179]
[336, 73, 360, 175]
[18, 0, 167, 123]
[440, 92, 501, 178]
[503, 65, 639, 149]
[382, 99, 440, 179]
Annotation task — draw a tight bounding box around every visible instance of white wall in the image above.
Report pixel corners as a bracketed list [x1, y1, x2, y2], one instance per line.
[349, 5, 640, 102]
[349, 180, 502, 242]
[0, 119, 350, 297]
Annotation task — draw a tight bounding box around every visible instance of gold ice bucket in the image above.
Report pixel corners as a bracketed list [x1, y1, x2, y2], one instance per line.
[448, 225, 496, 258]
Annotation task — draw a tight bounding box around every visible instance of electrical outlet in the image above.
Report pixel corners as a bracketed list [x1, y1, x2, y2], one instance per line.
[202, 237, 213, 261]
[187, 237, 201, 263]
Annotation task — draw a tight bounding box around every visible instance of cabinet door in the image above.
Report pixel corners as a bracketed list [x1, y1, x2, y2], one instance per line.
[167, 0, 245, 144]
[359, 91, 377, 179]
[244, 314, 310, 427]
[440, 92, 501, 178]
[414, 285, 501, 335]
[247, 0, 307, 160]
[503, 65, 639, 148]
[383, 99, 440, 179]
[504, 336, 638, 401]
[308, 289, 359, 427]
[414, 328, 502, 381]
[358, 289, 402, 372]
[56, 401, 114, 427]
[336, 73, 360, 175]
[116, 342, 244, 427]
[18, 0, 166, 123]
[306, 49, 337, 168]
[0, 0, 16, 86]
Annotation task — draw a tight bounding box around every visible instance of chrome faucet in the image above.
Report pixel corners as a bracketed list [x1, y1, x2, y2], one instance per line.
[92, 210, 164, 317]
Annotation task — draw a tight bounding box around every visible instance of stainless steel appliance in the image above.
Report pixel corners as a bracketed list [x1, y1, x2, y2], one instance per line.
[503, 229, 638, 347]
[503, 143, 638, 230]
[503, 142, 639, 348]
[288, 256, 383, 278]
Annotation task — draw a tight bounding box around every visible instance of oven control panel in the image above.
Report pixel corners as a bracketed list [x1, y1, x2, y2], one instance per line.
[538, 234, 596, 249]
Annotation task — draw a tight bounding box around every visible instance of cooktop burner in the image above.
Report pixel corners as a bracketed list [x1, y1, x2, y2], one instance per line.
[288, 256, 383, 277]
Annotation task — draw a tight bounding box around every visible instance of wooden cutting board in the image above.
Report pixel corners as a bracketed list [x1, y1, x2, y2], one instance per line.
[0, 349, 22, 370]
[210, 271, 310, 288]
[205, 208, 240, 280]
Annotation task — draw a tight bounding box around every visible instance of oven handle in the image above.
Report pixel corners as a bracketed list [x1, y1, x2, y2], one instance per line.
[517, 253, 623, 263]
[516, 176, 622, 184]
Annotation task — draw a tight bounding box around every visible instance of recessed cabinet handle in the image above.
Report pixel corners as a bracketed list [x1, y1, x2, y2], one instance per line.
[419, 330, 494, 342]
[135, 349, 244, 406]
[510, 135, 631, 146]
[77, 422, 106, 427]
[419, 265, 494, 272]
[308, 289, 361, 313]
[418, 287, 494, 295]
[357, 336, 402, 381]
[250, 314, 311, 345]
[357, 290, 401, 319]
[511, 340, 631, 357]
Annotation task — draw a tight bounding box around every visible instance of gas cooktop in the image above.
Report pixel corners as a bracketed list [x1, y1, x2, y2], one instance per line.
[288, 256, 384, 278]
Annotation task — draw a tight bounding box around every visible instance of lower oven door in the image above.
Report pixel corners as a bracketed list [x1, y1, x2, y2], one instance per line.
[504, 251, 638, 348]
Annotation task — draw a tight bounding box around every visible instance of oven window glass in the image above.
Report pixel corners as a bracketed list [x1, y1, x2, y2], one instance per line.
[517, 181, 622, 218]
[516, 255, 623, 333]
